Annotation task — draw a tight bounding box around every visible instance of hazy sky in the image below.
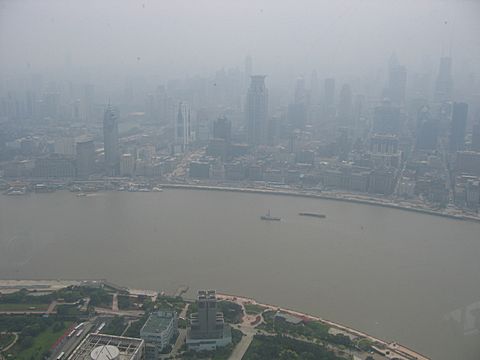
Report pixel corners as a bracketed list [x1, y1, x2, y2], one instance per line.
[1, 0, 479, 78]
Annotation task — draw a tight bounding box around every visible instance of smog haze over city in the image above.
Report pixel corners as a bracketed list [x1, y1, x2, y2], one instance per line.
[1, 1, 480, 360]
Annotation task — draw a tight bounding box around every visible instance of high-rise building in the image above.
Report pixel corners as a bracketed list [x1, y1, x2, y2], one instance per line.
[186, 290, 231, 351]
[416, 106, 438, 151]
[471, 123, 480, 152]
[76, 139, 95, 178]
[244, 55, 252, 89]
[294, 77, 306, 104]
[372, 100, 402, 135]
[246, 75, 268, 146]
[103, 105, 120, 176]
[434, 57, 453, 102]
[386, 64, 407, 106]
[337, 84, 353, 127]
[175, 102, 193, 152]
[120, 153, 135, 177]
[449, 102, 468, 152]
[324, 78, 336, 121]
[213, 116, 231, 143]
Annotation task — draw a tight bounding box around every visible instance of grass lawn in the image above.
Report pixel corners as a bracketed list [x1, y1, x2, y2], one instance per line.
[0, 303, 50, 311]
[244, 303, 267, 315]
[6, 322, 71, 360]
[0, 333, 15, 350]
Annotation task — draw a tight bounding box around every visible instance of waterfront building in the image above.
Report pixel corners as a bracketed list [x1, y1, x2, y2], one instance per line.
[246, 75, 268, 146]
[140, 310, 178, 360]
[103, 105, 120, 176]
[33, 155, 76, 178]
[186, 290, 232, 351]
[189, 161, 211, 179]
[68, 333, 145, 360]
[449, 102, 468, 152]
[76, 139, 95, 178]
[120, 153, 135, 177]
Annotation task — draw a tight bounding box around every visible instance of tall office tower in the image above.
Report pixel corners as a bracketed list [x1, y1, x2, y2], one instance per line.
[324, 78, 336, 121]
[416, 106, 438, 151]
[434, 57, 453, 102]
[76, 139, 95, 178]
[449, 102, 468, 152]
[337, 84, 353, 127]
[246, 75, 268, 146]
[310, 70, 320, 104]
[472, 123, 480, 152]
[372, 100, 402, 135]
[294, 77, 307, 104]
[82, 84, 95, 122]
[244, 55, 252, 89]
[386, 64, 407, 106]
[103, 105, 120, 176]
[175, 102, 193, 152]
[213, 116, 231, 143]
[186, 290, 231, 351]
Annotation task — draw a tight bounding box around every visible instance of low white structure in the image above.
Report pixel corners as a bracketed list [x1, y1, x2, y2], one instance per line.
[140, 310, 178, 359]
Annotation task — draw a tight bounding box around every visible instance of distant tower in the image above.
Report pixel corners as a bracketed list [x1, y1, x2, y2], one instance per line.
[246, 75, 268, 146]
[310, 70, 320, 105]
[213, 116, 231, 143]
[175, 102, 192, 152]
[244, 56, 252, 89]
[294, 77, 306, 104]
[449, 102, 468, 152]
[472, 123, 480, 152]
[337, 84, 353, 127]
[386, 54, 407, 106]
[76, 139, 95, 178]
[103, 105, 119, 176]
[434, 57, 453, 102]
[324, 78, 336, 121]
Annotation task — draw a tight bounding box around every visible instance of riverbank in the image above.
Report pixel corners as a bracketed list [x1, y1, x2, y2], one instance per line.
[216, 292, 431, 360]
[158, 183, 480, 223]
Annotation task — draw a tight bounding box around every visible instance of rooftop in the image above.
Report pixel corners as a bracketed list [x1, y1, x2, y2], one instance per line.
[67, 334, 143, 360]
[141, 311, 176, 334]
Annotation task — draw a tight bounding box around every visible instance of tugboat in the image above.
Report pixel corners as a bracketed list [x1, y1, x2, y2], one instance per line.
[260, 209, 281, 221]
[298, 212, 326, 218]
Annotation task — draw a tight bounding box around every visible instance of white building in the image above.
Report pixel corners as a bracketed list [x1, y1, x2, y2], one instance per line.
[140, 310, 178, 359]
[175, 102, 194, 152]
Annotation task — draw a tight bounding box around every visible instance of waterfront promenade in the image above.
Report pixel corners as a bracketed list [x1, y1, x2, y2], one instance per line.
[159, 182, 480, 223]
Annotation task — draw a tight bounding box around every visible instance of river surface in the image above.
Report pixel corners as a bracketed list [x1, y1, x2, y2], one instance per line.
[0, 189, 479, 359]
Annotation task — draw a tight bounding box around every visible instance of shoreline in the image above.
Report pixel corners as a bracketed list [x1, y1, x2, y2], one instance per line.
[0, 279, 431, 360]
[216, 291, 431, 360]
[158, 183, 480, 224]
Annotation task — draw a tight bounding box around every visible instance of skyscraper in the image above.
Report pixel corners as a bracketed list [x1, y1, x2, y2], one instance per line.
[246, 75, 268, 146]
[434, 57, 453, 102]
[372, 100, 402, 135]
[103, 105, 119, 176]
[175, 101, 193, 152]
[76, 139, 95, 178]
[324, 78, 336, 122]
[337, 84, 353, 127]
[386, 63, 407, 106]
[472, 123, 480, 152]
[449, 102, 468, 152]
[244, 55, 252, 90]
[213, 116, 231, 143]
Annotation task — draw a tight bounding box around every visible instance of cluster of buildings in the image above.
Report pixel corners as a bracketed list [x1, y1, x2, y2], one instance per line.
[1, 54, 480, 211]
[65, 290, 230, 360]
